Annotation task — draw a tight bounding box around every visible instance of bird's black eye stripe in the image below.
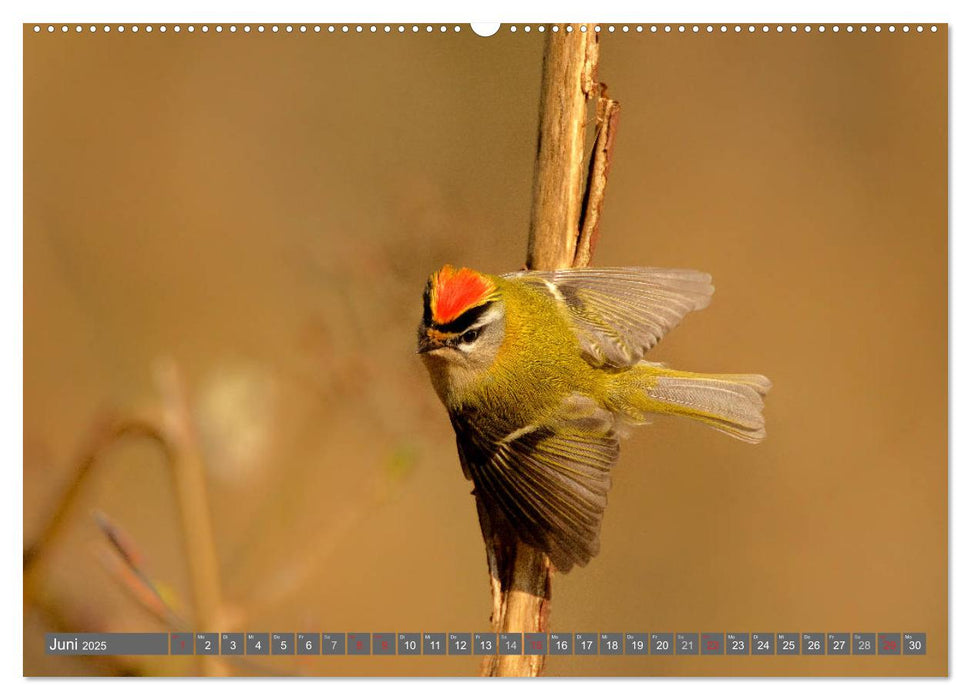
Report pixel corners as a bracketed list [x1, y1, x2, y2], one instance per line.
[422, 282, 433, 326]
[433, 301, 492, 334]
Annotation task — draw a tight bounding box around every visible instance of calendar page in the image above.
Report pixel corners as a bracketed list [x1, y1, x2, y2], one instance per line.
[22, 20, 946, 679]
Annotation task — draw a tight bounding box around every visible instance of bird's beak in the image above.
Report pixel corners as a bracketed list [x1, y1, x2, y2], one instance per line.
[417, 328, 447, 354]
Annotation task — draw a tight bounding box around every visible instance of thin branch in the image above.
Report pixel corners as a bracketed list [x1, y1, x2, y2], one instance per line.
[526, 25, 601, 271]
[479, 23, 620, 678]
[23, 412, 169, 572]
[152, 359, 227, 676]
[93, 510, 187, 629]
[23, 360, 229, 676]
[575, 85, 621, 268]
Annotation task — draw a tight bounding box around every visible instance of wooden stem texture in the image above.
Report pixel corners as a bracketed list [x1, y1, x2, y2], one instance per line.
[526, 26, 600, 271]
[479, 23, 620, 678]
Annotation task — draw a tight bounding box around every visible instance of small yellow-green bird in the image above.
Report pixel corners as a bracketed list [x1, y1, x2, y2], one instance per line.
[417, 264, 770, 572]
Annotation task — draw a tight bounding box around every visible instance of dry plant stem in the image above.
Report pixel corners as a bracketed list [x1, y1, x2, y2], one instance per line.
[526, 26, 601, 271]
[476, 500, 551, 677]
[23, 361, 229, 676]
[23, 415, 170, 678]
[23, 414, 169, 573]
[480, 23, 618, 678]
[94, 510, 187, 628]
[154, 360, 228, 676]
[575, 87, 621, 268]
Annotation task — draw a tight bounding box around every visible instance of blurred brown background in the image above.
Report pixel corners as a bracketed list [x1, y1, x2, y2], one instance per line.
[23, 24, 946, 676]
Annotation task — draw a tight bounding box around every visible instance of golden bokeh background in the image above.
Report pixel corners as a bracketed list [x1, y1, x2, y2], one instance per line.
[23, 24, 946, 676]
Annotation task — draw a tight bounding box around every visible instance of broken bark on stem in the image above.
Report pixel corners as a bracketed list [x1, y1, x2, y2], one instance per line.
[478, 23, 620, 678]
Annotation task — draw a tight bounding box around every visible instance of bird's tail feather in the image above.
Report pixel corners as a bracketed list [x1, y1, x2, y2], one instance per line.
[623, 366, 771, 443]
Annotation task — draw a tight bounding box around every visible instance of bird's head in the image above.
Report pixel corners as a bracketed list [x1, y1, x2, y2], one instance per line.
[417, 265, 506, 390]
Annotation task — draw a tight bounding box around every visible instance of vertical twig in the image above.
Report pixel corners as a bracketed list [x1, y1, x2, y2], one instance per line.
[23, 360, 230, 676]
[23, 415, 168, 572]
[153, 359, 228, 676]
[574, 86, 621, 268]
[526, 26, 600, 271]
[479, 23, 620, 677]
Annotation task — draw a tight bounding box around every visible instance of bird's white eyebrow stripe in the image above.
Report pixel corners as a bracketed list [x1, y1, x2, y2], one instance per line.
[465, 305, 502, 331]
[453, 303, 504, 352]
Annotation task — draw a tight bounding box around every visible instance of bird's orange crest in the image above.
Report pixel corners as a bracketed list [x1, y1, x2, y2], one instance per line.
[428, 265, 497, 325]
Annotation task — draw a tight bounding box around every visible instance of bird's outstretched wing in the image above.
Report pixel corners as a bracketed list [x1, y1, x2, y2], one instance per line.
[502, 267, 714, 368]
[451, 394, 620, 572]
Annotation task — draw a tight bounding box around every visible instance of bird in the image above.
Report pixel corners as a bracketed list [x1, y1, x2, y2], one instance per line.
[417, 264, 770, 572]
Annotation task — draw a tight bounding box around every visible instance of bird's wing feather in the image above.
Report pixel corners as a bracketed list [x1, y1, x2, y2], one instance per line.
[451, 394, 620, 572]
[502, 267, 714, 368]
